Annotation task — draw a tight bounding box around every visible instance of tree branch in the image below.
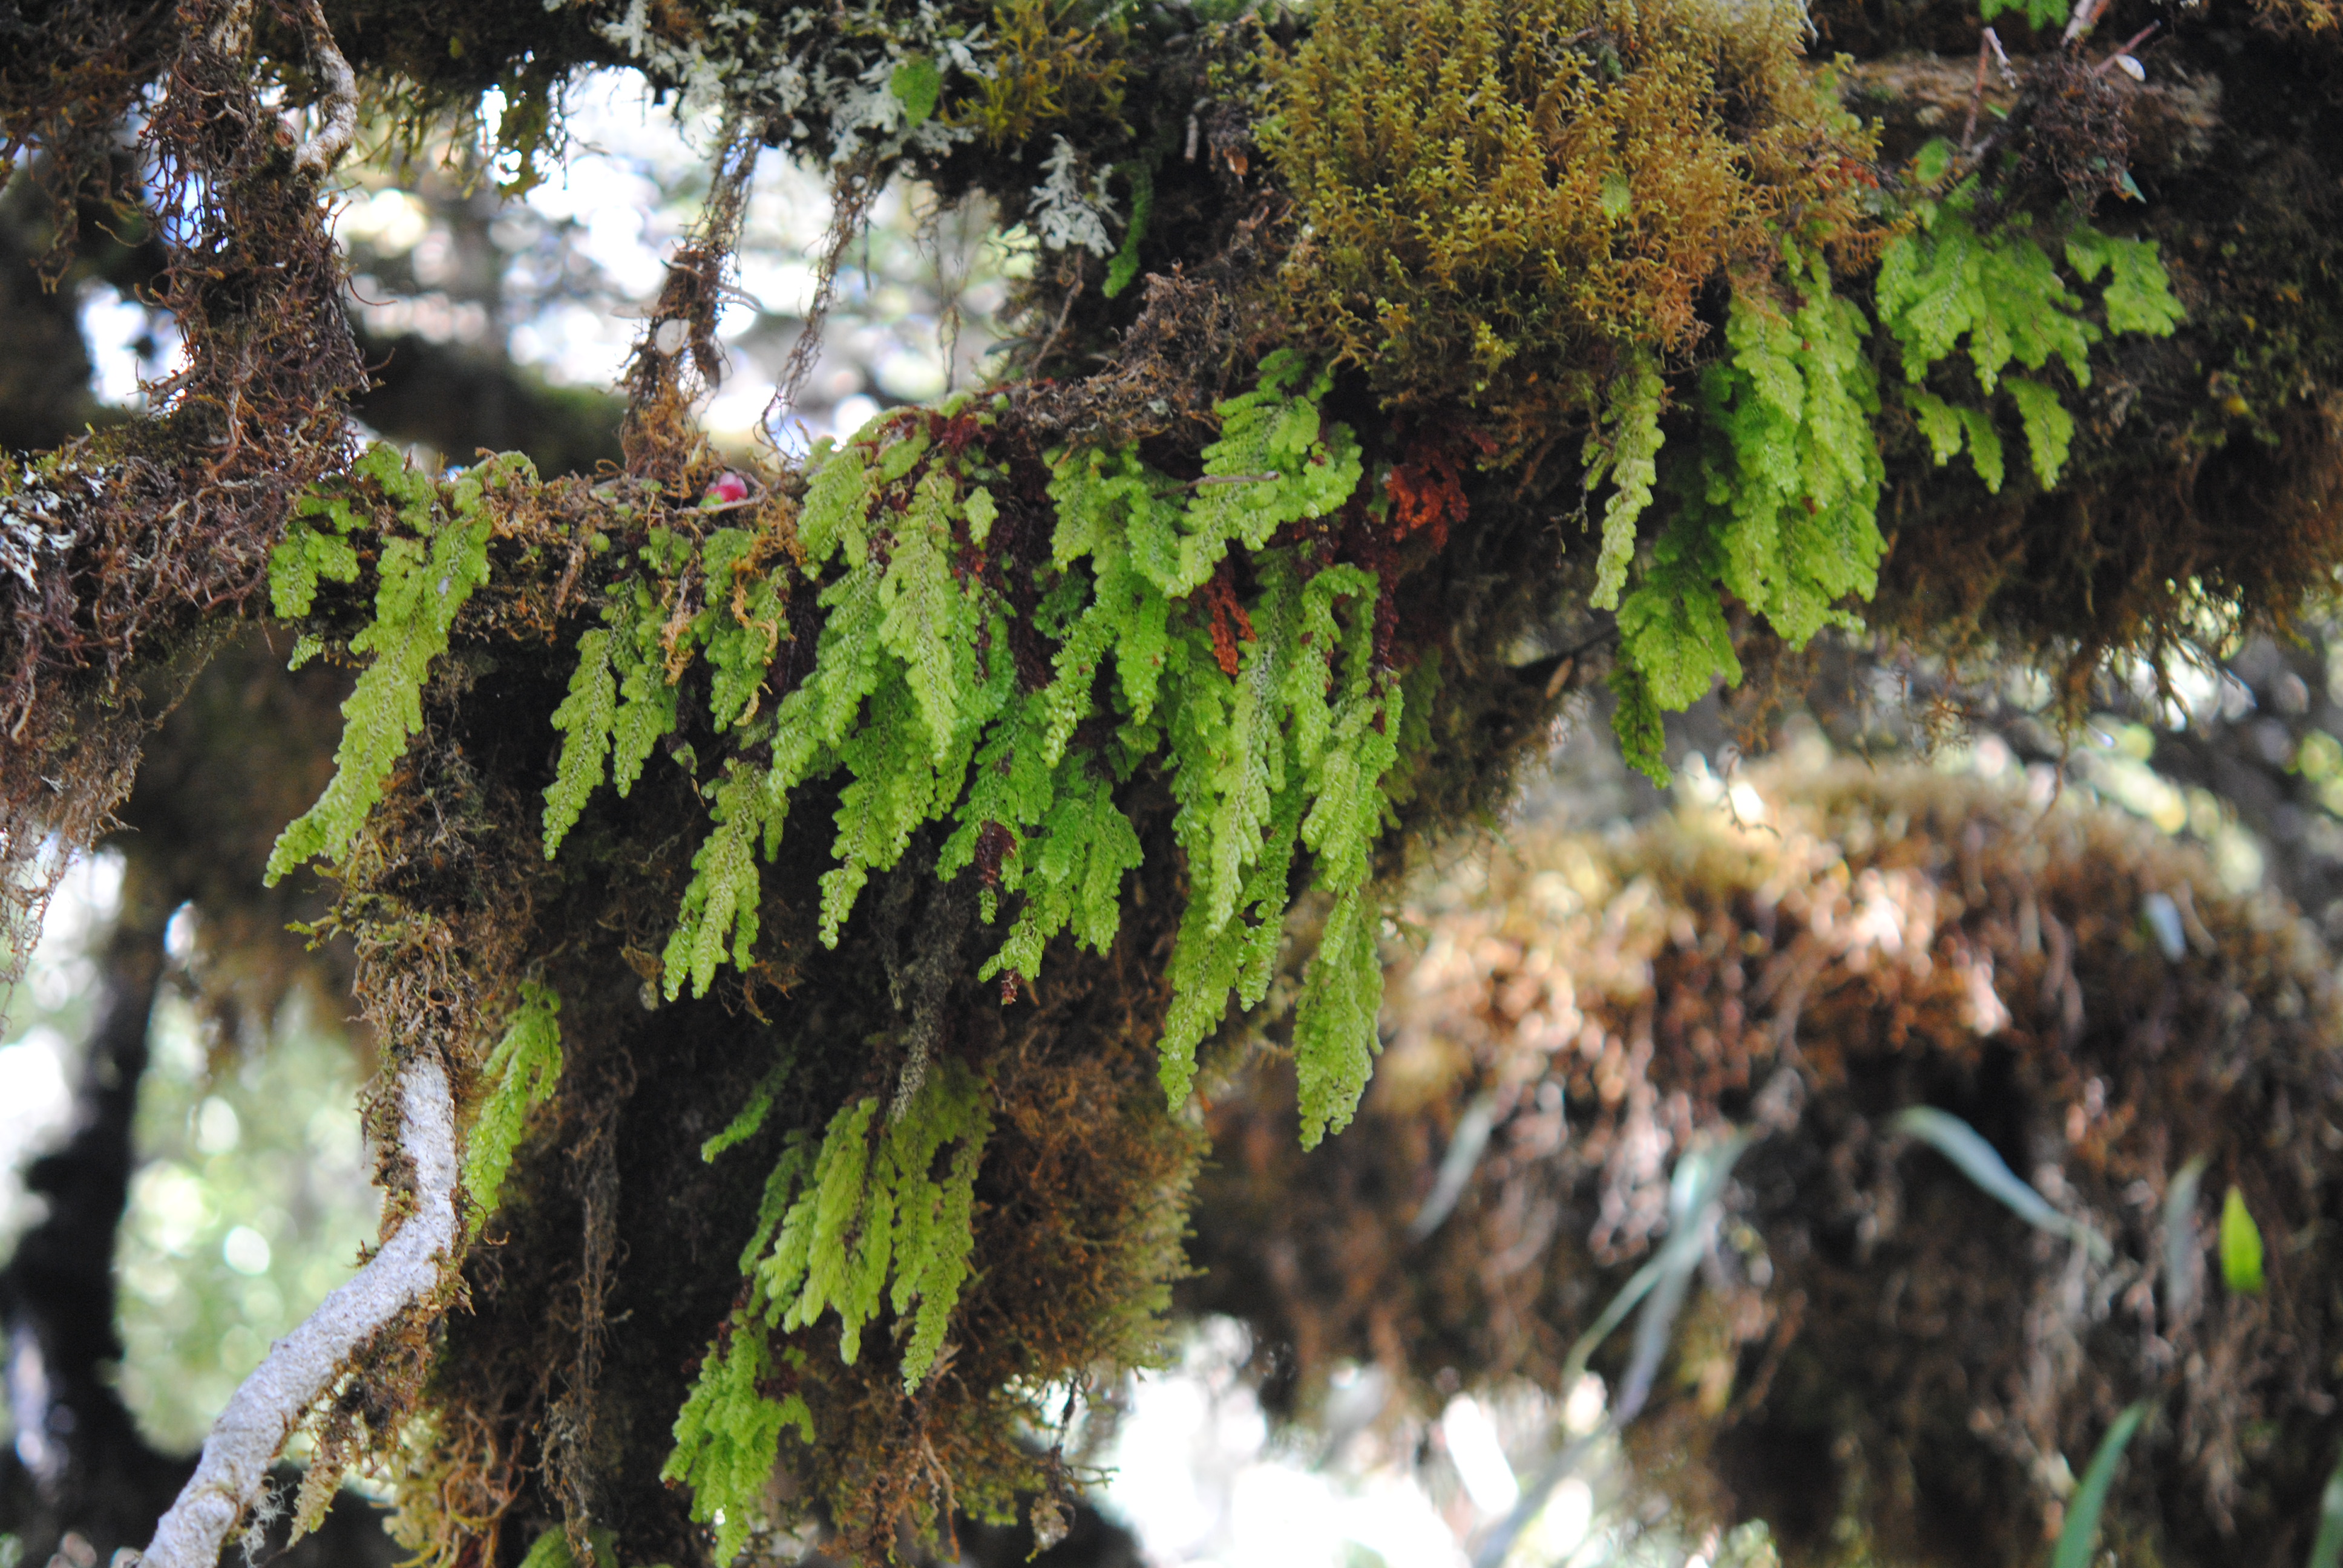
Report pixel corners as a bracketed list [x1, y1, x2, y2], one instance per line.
[135, 1056, 457, 1568]
[289, 0, 357, 181]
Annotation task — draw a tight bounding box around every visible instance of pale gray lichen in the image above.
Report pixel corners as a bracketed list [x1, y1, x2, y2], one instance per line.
[596, 0, 988, 166]
[1030, 135, 1118, 256]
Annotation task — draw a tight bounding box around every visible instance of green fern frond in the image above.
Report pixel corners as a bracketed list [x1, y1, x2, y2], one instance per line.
[1586, 351, 1666, 612]
[543, 629, 617, 858]
[1293, 888, 1382, 1149]
[1876, 200, 2095, 394]
[462, 980, 563, 1226]
[878, 468, 983, 760]
[2066, 230, 2184, 337]
[663, 762, 775, 999]
[663, 1323, 814, 1566]
[746, 1063, 990, 1385]
[698, 528, 790, 732]
[266, 451, 520, 883]
[609, 583, 682, 798]
[269, 492, 362, 619]
[2007, 376, 2077, 487]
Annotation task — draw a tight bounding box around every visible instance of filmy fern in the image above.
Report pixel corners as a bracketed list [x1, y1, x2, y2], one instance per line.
[741, 1058, 991, 1387]
[1584, 348, 1666, 612]
[1612, 249, 1881, 780]
[663, 1325, 814, 1566]
[266, 446, 524, 883]
[1876, 190, 2181, 492]
[462, 982, 563, 1228]
[1606, 200, 2182, 779]
[664, 1056, 989, 1535]
[536, 358, 1406, 1146]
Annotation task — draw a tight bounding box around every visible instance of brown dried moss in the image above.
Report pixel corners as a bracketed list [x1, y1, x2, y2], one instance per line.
[1190, 754, 2343, 1566]
[1, 0, 365, 983]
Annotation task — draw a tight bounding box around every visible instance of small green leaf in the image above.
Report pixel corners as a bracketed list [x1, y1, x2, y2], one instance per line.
[890, 56, 942, 125]
[1912, 137, 1955, 188]
[1599, 171, 1633, 220]
[2221, 1184, 2266, 1293]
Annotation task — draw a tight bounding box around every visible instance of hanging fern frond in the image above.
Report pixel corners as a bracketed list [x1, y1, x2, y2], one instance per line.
[266, 448, 524, 883]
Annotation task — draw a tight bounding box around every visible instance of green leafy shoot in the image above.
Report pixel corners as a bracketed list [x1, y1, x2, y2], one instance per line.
[664, 763, 777, 1001]
[701, 1056, 792, 1163]
[2007, 377, 2077, 488]
[269, 488, 366, 619]
[2066, 230, 2186, 338]
[1611, 249, 1879, 778]
[664, 1324, 814, 1566]
[2221, 1184, 2266, 1293]
[1876, 195, 2097, 396]
[747, 1059, 991, 1390]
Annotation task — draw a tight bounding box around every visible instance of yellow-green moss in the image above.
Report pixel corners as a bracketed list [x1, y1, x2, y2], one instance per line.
[1265, 0, 1878, 466]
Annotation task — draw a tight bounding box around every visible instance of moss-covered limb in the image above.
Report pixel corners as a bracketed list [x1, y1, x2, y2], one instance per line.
[1838, 50, 2221, 178]
[234, 317, 1599, 1563]
[11, 0, 2343, 864]
[24, 1, 2343, 1563]
[1189, 759, 2343, 1566]
[1, 0, 367, 984]
[1850, 22, 2343, 699]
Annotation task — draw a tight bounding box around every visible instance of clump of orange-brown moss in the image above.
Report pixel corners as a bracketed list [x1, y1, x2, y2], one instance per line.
[1, 0, 365, 988]
[1263, 0, 1879, 469]
[1188, 750, 2343, 1567]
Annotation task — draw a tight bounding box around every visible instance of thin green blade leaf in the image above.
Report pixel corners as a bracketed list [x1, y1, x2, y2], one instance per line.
[2162, 1154, 2206, 1327]
[2051, 1400, 2149, 1568]
[2307, 1456, 2343, 1568]
[1893, 1106, 2109, 1258]
[1559, 1128, 1754, 1408]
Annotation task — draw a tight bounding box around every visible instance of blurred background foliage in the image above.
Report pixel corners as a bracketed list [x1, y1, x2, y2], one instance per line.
[112, 983, 377, 1454]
